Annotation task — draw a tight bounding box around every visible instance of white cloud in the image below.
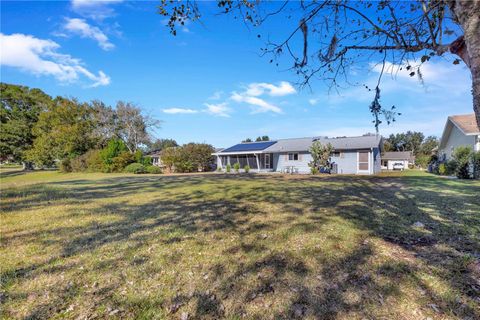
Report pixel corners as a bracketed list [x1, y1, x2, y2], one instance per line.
[64, 18, 114, 50]
[0, 33, 110, 87]
[71, 0, 122, 20]
[72, 0, 123, 6]
[228, 81, 295, 114]
[163, 108, 198, 114]
[308, 98, 319, 105]
[209, 91, 223, 100]
[370, 60, 470, 95]
[203, 102, 231, 117]
[244, 81, 296, 97]
[231, 92, 283, 114]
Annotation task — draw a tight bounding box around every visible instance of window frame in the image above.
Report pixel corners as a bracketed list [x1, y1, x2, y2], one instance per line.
[288, 152, 299, 161]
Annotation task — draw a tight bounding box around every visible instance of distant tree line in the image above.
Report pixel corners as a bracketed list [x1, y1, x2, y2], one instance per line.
[0, 83, 214, 174]
[383, 131, 439, 168]
[242, 136, 270, 143]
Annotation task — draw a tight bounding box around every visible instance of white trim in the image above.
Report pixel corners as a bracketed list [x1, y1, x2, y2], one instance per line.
[212, 151, 264, 156]
[265, 153, 271, 169]
[356, 151, 370, 174]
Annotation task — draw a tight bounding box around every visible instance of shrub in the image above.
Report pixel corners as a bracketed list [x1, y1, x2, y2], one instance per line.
[452, 146, 473, 179]
[226, 164, 231, 173]
[445, 160, 457, 175]
[59, 158, 72, 172]
[85, 149, 103, 172]
[142, 155, 153, 166]
[244, 165, 250, 173]
[70, 154, 89, 172]
[438, 163, 447, 175]
[415, 154, 430, 169]
[472, 151, 480, 179]
[145, 165, 162, 174]
[176, 160, 194, 173]
[124, 163, 146, 174]
[310, 167, 319, 175]
[110, 152, 135, 172]
[233, 162, 240, 173]
[100, 139, 127, 166]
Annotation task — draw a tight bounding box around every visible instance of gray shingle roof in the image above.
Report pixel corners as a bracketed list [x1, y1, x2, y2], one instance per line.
[382, 151, 414, 160]
[263, 135, 382, 153]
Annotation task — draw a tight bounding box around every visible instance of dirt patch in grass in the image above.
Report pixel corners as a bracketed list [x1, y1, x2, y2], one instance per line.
[1, 171, 479, 319]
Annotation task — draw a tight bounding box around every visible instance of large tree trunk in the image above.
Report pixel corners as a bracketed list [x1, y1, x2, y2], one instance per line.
[450, 0, 480, 127]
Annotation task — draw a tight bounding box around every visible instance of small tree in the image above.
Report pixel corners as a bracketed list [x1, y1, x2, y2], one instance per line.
[160, 146, 179, 173]
[309, 141, 333, 173]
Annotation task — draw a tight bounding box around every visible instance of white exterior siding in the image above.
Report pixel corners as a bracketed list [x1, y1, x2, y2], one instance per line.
[440, 125, 476, 159]
[273, 152, 312, 173]
[331, 151, 357, 174]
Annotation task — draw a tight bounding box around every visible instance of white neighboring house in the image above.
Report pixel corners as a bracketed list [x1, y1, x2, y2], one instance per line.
[438, 114, 480, 160]
[149, 151, 164, 168]
[381, 151, 414, 170]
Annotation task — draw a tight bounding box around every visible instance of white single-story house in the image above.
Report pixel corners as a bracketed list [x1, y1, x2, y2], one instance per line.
[438, 113, 480, 160]
[149, 150, 164, 168]
[213, 135, 383, 175]
[381, 151, 415, 170]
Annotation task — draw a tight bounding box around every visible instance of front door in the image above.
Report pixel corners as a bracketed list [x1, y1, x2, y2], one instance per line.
[265, 154, 271, 169]
[357, 151, 370, 173]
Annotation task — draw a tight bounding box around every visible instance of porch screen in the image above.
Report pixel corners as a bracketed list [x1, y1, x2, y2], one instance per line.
[229, 155, 258, 169]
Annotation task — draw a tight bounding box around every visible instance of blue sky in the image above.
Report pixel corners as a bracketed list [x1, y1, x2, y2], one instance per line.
[0, 0, 473, 147]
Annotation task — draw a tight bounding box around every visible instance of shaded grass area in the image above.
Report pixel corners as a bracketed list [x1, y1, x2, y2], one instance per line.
[1, 170, 479, 319]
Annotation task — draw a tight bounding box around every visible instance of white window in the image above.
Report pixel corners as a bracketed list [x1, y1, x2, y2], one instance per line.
[288, 153, 299, 161]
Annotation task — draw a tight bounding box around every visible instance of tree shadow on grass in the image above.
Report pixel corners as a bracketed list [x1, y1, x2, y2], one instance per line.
[2, 173, 479, 318]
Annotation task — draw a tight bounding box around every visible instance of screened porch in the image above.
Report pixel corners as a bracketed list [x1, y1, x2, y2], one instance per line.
[218, 153, 273, 171]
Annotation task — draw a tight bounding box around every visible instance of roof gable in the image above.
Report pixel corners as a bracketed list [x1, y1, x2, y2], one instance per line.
[439, 113, 479, 149]
[449, 114, 480, 135]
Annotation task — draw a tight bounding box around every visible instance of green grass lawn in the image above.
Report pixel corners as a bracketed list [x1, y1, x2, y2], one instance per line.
[1, 170, 479, 319]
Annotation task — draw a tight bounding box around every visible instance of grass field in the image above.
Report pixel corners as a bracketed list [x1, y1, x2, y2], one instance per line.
[1, 170, 479, 319]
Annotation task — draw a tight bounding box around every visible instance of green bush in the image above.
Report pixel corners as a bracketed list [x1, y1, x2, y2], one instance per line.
[233, 162, 240, 173]
[472, 151, 480, 179]
[142, 155, 153, 166]
[244, 165, 250, 173]
[100, 139, 127, 168]
[68, 150, 103, 172]
[438, 163, 447, 175]
[110, 152, 135, 172]
[145, 165, 162, 174]
[124, 163, 146, 174]
[452, 146, 473, 179]
[445, 160, 457, 175]
[59, 158, 72, 173]
[415, 154, 430, 169]
[310, 167, 319, 175]
[176, 160, 194, 173]
[70, 154, 89, 172]
[226, 164, 231, 173]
